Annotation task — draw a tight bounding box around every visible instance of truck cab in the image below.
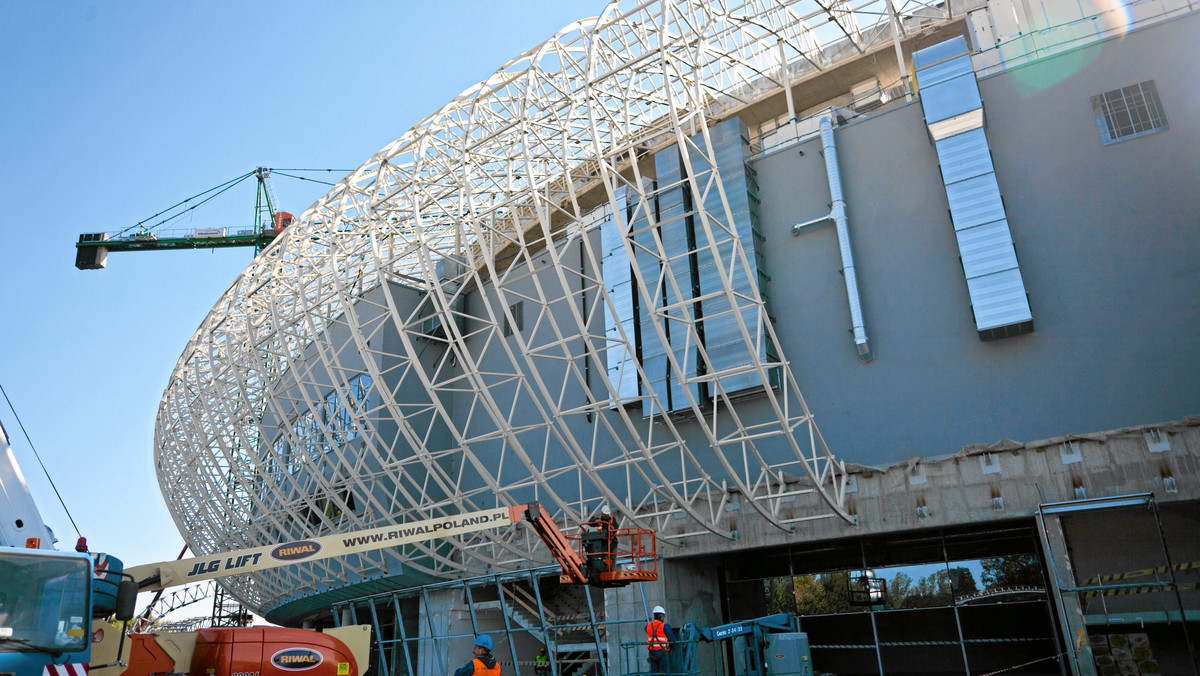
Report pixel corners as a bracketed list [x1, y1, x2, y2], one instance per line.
[0, 546, 93, 676]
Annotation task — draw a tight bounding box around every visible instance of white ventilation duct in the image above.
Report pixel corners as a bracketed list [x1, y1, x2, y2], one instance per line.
[914, 36, 1034, 340]
[792, 114, 874, 362]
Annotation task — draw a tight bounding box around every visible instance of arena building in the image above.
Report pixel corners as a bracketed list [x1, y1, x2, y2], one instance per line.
[153, 0, 1199, 674]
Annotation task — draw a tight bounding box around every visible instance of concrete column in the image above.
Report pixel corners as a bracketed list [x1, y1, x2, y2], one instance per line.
[607, 576, 663, 675]
[418, 588, 460, 676]
[661, 558, 723, 628]
[605, 558, 724, 675]
[1038, 513, 1097, 676]
[664, 558, 723, 676]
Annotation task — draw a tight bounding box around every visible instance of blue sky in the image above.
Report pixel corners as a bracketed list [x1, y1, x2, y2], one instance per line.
[0, 0, 607, 615]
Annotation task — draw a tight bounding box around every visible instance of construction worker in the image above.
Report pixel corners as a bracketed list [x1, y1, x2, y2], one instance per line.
[455, 635, 500, 676]
[646, 605, 675, 676]
[582, 505, 618, 584]
[534, 647, 551, 676]
[597, 504, 617, 534]
[598, 505, 618, 558]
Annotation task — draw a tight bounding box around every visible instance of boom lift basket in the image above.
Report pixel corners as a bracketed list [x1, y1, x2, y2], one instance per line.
[568, 520, 658, 587]
[521, 503, 657, 587]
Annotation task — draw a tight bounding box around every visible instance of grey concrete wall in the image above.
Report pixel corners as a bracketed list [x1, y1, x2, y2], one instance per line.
[747, 11, 1200, 467]
[417, 588, 461, 676]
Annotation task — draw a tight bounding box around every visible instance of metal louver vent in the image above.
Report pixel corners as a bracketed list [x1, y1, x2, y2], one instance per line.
[914, 36, 1033, 341]
[600, 187, 640, 403]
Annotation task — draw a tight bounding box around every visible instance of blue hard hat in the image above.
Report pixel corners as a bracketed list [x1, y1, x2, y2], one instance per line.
[473, 635, 494, 651]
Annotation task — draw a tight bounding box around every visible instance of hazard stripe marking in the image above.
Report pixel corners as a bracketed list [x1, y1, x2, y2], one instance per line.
[43, 664, 89, 676]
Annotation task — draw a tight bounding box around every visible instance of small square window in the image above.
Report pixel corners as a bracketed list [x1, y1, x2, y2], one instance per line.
[1091, 80, 1167, 145]
[503, 301, 524, 337]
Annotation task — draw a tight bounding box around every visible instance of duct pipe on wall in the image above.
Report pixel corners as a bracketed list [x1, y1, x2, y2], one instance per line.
[793, 117, 874, 362]
[821, 117, 873, 362]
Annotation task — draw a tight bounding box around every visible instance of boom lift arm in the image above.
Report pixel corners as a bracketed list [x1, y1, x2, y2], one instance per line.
[524, 502, 659, 587]
[127, 502, 656, 592]
[523, 502, 588, 584]
[92, 504, 652, 676]
[127, 505, 526, 591]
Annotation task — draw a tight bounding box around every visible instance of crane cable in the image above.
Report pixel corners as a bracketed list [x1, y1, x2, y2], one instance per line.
[0, 380, 81, 539]
[116, 171, 258, 238]
[117, 168, 354, 236]
[268, 171, 344, 187]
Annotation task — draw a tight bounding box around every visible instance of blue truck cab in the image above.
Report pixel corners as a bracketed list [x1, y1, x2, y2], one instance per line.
[0, 546, 94, 676]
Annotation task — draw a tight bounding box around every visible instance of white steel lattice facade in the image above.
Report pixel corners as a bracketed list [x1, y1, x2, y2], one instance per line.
[155, 0, 955, 614]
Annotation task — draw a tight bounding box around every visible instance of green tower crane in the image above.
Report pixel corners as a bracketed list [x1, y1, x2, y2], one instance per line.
[73, 167, 337, 270]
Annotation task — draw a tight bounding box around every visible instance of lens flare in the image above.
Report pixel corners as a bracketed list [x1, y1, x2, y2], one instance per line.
[1008, 0, 1133, 93]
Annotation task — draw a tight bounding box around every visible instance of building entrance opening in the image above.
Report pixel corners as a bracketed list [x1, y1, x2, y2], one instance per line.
[720, 521, 1062, 676]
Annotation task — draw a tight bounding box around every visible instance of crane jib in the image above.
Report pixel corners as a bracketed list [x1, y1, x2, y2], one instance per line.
[127, 506, 520, 591]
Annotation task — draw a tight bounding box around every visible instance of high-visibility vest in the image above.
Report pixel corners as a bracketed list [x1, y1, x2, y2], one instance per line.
[473, 658, 501, 676]
[646, 620, 669, 651]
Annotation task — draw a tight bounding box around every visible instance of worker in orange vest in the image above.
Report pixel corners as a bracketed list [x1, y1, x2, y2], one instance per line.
[646, 606, 675, 675]
[455, 635, 500, 676]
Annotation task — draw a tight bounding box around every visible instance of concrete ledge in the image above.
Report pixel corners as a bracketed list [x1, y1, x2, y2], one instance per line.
[665, 416, 1199, 558]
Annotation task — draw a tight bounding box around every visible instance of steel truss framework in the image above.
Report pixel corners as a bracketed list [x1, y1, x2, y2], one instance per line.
[332, 567, 644, 676]
[156, 0, 952, 614]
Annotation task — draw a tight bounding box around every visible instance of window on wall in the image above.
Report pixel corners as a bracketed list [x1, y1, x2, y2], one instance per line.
[503, 301, 524, 337]
[1091, 80, 1168, 144]
[272, 434, 292, 474]
[266, 373, 372, 477]
[306, 488, 358, 526]
[328, 373, 372, 445]
[752, 553, 1045, 615]
[295, 410, 320, 466]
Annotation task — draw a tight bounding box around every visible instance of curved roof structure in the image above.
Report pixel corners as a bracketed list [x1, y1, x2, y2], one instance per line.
[154, 0, 950, 615]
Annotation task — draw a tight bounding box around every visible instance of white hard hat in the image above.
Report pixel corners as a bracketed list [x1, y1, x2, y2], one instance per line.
[652, 605, 666, 615]
[601, 505, 611, 515]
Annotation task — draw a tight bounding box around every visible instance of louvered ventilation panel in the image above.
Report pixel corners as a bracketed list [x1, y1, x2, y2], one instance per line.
[914, 36, 1034, 341]
[600, 186, 641, 404]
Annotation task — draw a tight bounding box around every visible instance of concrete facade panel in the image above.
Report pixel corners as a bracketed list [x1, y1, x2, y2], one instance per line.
[749, 14, 1200, 468]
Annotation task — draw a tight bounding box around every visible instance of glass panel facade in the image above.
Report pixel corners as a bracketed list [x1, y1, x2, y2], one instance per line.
[632, 116, 770, 416]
